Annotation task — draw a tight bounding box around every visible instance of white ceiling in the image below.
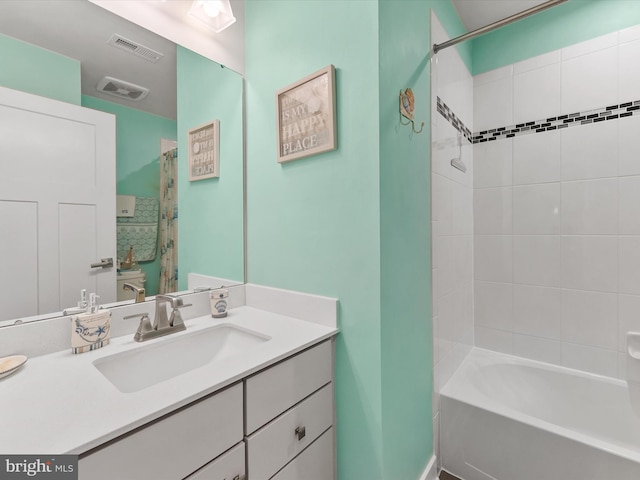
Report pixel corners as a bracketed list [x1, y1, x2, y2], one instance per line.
[452, 0, 549, 32]
[0, 0, 245, 120]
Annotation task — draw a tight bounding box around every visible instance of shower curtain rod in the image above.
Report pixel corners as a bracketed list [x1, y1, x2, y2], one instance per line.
[433, 0, 568, 54]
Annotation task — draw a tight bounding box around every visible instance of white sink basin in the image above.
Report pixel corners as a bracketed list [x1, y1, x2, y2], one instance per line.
[93, 324, 270, 393]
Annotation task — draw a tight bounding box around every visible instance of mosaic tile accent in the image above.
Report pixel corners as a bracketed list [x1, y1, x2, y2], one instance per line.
[436, 97, 473, 143]
[437, 96, 640, 145]
[472, 100, 640, 143]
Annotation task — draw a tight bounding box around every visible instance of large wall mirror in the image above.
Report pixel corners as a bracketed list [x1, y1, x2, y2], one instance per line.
[0, 0, 245, 326]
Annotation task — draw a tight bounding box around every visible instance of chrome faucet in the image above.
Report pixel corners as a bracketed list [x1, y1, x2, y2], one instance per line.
[122, 283, 146, 303]
[124, 295, 192, 342]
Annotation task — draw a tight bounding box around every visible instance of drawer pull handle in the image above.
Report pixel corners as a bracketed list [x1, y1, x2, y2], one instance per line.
[295, 426, 306, 440]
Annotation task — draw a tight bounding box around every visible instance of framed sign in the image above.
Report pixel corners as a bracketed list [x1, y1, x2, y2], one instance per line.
[276, 64, 337, 163]
[188, 120, 219, 181]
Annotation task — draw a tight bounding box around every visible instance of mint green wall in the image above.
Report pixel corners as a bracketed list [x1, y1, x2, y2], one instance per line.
[245, 0, 467, 478]
[177, 46, 244, 288]
[379, 0, 432, 477]
[245, 0, 383, 477]
[472, 0, 640, 74]
[0, 34, 80, 104]
[82, 95, 177, 296]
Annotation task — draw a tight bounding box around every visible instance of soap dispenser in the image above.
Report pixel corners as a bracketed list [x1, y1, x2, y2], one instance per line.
[71, 293, 111, 354]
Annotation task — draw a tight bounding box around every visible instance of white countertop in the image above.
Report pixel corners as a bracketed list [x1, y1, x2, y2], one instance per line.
[0, 306, 337, 455]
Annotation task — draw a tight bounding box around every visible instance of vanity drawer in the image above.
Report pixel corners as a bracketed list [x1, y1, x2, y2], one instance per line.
[185, 441, 245, 480]
[245, 340, 332, 434]
[247, 383, 333, 480]
[270, 428, 334, 480]
[79, 383, 243, 480]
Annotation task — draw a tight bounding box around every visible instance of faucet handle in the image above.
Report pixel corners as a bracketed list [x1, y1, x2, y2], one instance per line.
[124, 312, 153, 341]
[169, 302, 192, 327]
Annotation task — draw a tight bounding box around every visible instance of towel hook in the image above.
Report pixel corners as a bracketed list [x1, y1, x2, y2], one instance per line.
[399, 88, 424, 134]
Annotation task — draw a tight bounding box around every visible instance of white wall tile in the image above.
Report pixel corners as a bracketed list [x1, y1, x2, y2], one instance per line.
[561, 178, 618, 235]
[514, 51, 561, 74]
[562, 46, 618, 113]
[474, 138, 513, 188]
[561, 32, 618, 60]
[618, 237, 640, 295]
[451, 181, 473, 235]
[513, 63, 561, 125]
[561, 236, 618, 292]
[513, 183, 561, 234]
[619, 39, 640, 101]
[561, 342, 618, 377]
[619, 24, 640, 44]
[451, 235, 473, 288]
[475, 280, 513, 331]
[561, 121, 618, 181]
[475, 235, 512, 282]
[618, 115, 640, 176]
[432, 173, 452, 235]
[475, 326, 513, 354]
[474, 187, 512, 234]
[619, 176, 640, 234]
[513, 131, 561, 185]
[474, 65, 513, 86]
[561, 289, 618, 350]
[513, 334, 562, 364]
[513, 235, 561, 287]
[513, 285, 562, 339]
[474, 77, 513, 132]
[618, 294, 640, 352]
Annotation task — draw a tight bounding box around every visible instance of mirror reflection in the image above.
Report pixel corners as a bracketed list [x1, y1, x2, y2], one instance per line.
[0, 0, 244, 326]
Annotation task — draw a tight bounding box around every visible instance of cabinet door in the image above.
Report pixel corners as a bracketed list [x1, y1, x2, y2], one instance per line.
[79, 383, 243, 480]
[245, 341, 332, 434]
[247, 384, 333, 480]
[186, 442, 245, 480]
[270, 428, 335, 480]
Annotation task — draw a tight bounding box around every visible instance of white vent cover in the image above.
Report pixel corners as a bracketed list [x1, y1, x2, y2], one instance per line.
[107, 34, 164, 63]
[96, 76, 149, 102]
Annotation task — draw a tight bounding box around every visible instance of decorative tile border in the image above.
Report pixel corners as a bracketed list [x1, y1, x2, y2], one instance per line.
[436, 97, 473, 143]
[437, 96, 640, 144]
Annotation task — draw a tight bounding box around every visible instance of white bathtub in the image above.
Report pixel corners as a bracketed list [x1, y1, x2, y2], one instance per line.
[440, 348, 640, 480]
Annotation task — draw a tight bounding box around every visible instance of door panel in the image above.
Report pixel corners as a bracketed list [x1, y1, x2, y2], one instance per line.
[0, 86, 116, 321]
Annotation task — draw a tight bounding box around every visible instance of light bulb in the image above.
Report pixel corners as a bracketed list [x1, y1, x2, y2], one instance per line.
[202, 0, 221, 17]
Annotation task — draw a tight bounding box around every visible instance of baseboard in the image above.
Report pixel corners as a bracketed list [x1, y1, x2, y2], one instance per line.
[419, 455, 438, 480]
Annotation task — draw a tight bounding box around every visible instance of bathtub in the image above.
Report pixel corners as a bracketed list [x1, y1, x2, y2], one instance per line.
[440, 348, 640, 480]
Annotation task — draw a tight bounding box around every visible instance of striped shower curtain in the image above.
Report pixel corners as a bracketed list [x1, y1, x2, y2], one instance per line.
[159, 147, 178, 294]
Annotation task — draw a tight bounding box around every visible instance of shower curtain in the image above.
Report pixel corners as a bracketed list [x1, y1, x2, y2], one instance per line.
[159, 147, 178, 294]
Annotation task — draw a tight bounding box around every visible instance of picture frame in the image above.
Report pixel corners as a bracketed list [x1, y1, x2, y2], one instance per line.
[276, 64, 337, 163]
[188, 120, 220, 181]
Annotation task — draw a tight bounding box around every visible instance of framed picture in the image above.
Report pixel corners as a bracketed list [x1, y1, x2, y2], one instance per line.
[276, 64, 337, 163]
[188, 120, 220, 181]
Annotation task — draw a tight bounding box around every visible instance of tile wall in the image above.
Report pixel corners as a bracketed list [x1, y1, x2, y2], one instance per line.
[430, 12, 474, 465]
[473, 25, 640, 379]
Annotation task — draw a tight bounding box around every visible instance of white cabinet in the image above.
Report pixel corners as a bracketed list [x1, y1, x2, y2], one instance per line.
[245, 340, 333, 434]
[186, 442, 246, 480]
[245, 340, 335, 480]
[79, 383, 243, 480]
[270, 429, 335, 480]
[79, 339, 335, 480]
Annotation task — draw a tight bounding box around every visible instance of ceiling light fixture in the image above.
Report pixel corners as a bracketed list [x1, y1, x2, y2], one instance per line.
[189, 0, 236, 33]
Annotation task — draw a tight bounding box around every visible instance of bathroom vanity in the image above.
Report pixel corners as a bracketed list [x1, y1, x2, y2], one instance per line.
[0, 285, 338, 480]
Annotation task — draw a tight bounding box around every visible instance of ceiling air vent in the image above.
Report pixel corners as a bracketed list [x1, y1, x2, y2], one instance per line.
[96, 76, 149, 102]
[107, 34, 164, 63]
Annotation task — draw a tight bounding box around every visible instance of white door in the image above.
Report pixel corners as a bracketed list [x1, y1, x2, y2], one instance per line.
[0, 85, 116, 322]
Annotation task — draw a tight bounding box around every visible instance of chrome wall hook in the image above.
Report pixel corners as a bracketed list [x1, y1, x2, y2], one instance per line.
[399, 88, 425, 134]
